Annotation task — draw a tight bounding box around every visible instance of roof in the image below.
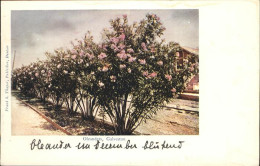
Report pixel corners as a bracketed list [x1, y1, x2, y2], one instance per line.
[181, 46, 199, 56]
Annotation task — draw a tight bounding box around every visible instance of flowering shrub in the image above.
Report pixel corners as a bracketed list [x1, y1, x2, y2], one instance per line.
[91, 14, 198, 134]
[12, 14, 198, 135]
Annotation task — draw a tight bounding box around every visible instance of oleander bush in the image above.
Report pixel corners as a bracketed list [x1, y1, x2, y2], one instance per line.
[12, 14, 199, 134]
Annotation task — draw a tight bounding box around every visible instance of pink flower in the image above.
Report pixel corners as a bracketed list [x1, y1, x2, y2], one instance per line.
[117, 53, 122, 59]
[64, 55, 70, 59]
[48, 71, 52, 77]
[113, 47, 119, 52]
[165, 74, 172, 81]
[128, 57, 136, 62]
[98, 81, 104, 87]
[141, 42, 148, 51]
[171, 88, 176, 93]
[79, 51, 85, 57]
[151, 47, 156, 53]
[71, 49, 77, 54]
[157, 61, 163, 66]
[118, 53, 127, 60]
[87, 53, 94, 60]
[123, 14, 127, 18]
[120, 64, 126, 69]
[72, 54, 77, 59]
[35, 73, 39, 77]
[117, 51, 128, 60]
[98, 53, 107, 60]
[142, 71, 149, 77]
[118, 43, 125, 50]
[127, 68, 131, 73]
[120, 50, 125, 54]
[57, 64, 61, 69]
[127, 48, 134, 53]
[149, 72, 157, 78]
[79, 59, 84, 64]
[102, 44, 108, 51]
[138, 59, 146, 65]
[110, 75, 116, 82]
[102, 66, 109, 72]
[119, 33, 125, 41]
[110, 37, 119, 45]
[111, 44, 116, 49]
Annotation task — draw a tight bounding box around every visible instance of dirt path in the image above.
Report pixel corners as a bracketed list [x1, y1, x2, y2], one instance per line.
[11, 95, 66, 135]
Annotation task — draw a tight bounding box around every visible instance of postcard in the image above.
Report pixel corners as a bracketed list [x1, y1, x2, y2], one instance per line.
[1, 1, 259, 165]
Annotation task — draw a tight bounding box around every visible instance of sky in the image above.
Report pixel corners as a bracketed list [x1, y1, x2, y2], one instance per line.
[11, 10, 198, 69]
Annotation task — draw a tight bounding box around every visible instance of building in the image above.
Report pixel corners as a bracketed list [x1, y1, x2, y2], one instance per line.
[176, 46, 199, 92]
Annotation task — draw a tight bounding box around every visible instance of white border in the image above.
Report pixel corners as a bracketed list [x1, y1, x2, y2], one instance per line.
[1, 1, 259, 165]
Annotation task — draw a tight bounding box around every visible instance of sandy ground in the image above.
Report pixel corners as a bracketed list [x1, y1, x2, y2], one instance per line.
[11, 96, 66, 135]
[11, 92, 198, 135]
[136, 108, 199, 135]
[136, 100, 199, 135]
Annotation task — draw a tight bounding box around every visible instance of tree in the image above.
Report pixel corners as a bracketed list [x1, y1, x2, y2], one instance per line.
[92, 14, 198, 134]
